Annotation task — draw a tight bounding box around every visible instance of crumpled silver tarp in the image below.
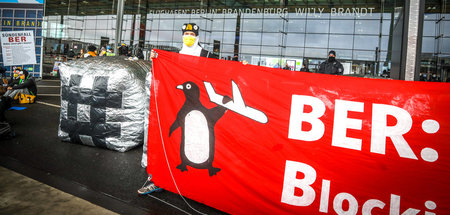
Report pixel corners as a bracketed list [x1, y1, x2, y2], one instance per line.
[141, 71, 152, 167]
[58, 57, 151, 152]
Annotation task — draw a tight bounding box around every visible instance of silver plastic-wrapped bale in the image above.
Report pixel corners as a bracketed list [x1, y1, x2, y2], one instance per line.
[141, 71, 152, 167]
[58, 57, 152, 152]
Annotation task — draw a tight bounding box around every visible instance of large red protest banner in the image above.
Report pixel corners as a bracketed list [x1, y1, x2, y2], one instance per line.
[147, 49, 450, 214]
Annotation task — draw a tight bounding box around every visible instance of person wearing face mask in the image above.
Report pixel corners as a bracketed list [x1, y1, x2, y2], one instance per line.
[318, 50, 344, 75]
[150, 23, 217, 60]
[179, 23, 217, 58]
[4, 70, 37, 100]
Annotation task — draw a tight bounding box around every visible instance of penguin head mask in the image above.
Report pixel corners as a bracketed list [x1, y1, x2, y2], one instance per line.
[180, 23, 202, 56]
[176, 82, 200, 103]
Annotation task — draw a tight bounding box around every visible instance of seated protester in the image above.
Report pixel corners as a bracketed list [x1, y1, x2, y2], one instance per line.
[118, 43, 129, 56]
[84, 45, 97, 58]
[8, 67, 21, 85]
[4, 70, 37, 100]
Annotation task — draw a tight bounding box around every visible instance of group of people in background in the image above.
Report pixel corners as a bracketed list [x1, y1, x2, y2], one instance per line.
[65, 43, 145, 60]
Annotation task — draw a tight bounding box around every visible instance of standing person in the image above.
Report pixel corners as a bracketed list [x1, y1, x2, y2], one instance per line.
[118, 43, 129, 56]
[136, 47, 145, 59]
[140, 22, 220, 196]
[318, 50, 344, 75]
[300, 63, 310, 72]
[282, 63, 291, 71]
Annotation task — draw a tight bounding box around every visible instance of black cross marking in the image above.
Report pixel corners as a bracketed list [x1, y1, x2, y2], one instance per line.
[60, 74, 122, 148]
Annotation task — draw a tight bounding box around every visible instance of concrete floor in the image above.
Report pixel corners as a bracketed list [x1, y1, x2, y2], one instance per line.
[0, 79, 225, 215]
[0, 166, 117, 215]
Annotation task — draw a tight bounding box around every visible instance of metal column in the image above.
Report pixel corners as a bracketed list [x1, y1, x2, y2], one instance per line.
[115, 0, 125, 56]
[404, 0, 425, 81]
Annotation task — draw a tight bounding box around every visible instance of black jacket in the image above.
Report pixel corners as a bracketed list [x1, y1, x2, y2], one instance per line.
[200, 49, 218, 59]
[11, 72, 37, 96]
[318, 59, 344, 75]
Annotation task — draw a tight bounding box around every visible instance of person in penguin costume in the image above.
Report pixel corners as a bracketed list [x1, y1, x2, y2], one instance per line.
[179, 23, 218, 58]
[150, 23, 218, 59]
[169, 81, 231, 176]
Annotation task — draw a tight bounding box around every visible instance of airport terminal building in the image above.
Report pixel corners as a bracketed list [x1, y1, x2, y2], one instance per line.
[42, 0, 448, 81]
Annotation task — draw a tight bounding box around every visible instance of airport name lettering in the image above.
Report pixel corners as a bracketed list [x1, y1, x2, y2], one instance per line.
[280, 160, 437, 215]
[148, 7, 375, 16]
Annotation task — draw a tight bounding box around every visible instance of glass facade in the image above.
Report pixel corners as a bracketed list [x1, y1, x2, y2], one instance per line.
[420, 0, 450, 82]
[43, 0, 446, 80]
[0, 4, 43, 77]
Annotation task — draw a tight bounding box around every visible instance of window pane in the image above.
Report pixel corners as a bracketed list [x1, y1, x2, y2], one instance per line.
[263, 19, 283, 32]
[287, 19, 306, 33]
[355, 20, 380, 35]
[222, 32, 235, 44]
[421, 37, 435, 53]
[330, 20, 354, 34]
[15, 10, 25, 17]
[382, 20, 391, 35]
[285, 47, 304, 57]
[261, 46, 279, 55]
[304, 48, 327, 58]
[306, 19, 329, 33]
[354, 35, 379, 50]
[329, 35, 353, 49]
[241, 32, 261, 45]
[305, 34, 328, 48]
[286, 33, 305, 47]
[380, 36, 389, 51]
[241, 45, 260, 54]
[353, 50, 375, 61]
[441, 38, 450, 54]
[241, 19, 262, 31]
[423, 21, 436, 36]
[261, 33, 280, 46]
[224, 17, 237, 31]
[443, 21, 450, 37]
[26, 10, 37, 18]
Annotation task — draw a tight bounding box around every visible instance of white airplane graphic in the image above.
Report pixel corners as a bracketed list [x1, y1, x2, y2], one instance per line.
[204, 80, 268, 124]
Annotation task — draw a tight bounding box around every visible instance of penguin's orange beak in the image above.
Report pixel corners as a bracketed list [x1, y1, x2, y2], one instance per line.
[176, 85, 183, 90]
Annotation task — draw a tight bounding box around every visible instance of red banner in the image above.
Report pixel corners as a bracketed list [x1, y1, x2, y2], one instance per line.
[148, 49, 450, 214]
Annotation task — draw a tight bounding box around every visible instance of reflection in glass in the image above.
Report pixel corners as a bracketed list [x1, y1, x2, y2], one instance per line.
[330, 20, 354, 34]
[355, 20, 380, 35]
[286, 33, 305, 47]
[329, 35, 353, 49]
[306, 19, 329, 33]
[354, 35, 379, 50]
[305, 34, 328, 48]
